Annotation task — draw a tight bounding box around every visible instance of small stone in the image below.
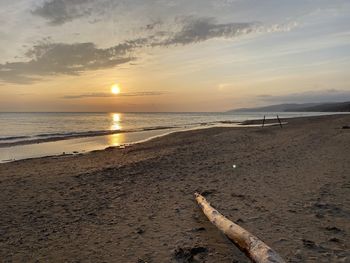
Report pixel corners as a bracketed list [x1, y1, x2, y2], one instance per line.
[136, 228, 144, 234]
[190, 227, 206, 232]
[302, 239, 317, 249]
[325, 226, 342, 233]
[173, 246, 208, 262]
[329, 237, 340, 243]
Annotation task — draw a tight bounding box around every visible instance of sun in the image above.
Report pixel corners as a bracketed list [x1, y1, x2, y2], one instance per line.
[111, 84, 121, 94]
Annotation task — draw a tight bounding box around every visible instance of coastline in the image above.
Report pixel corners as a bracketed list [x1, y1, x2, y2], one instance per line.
[0, 114, 349, 262]
[0, 123, 242, 163]
[0, 125, 178, 148]
[0, 112, 342, 163]
[0, 121, 289, 163]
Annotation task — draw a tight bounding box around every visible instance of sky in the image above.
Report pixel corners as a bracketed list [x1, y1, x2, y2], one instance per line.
[0, 0, 350, 112]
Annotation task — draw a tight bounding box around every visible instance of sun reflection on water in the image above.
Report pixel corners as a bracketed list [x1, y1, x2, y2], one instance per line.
[109, 113, 124, 146]
[109, 133, 125, 146]
[113, 113, 120, 122]
[110, 113, 122, 131]
[111, 123, 121, 130]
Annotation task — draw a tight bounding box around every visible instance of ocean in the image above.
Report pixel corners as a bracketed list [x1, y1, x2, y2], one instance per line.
[0, 112, 341, 162]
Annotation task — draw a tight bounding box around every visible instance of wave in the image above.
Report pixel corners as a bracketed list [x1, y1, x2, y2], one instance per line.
[0, 119, 242, 148]
[0, 125, 179, 148]
[0, 135, 31, 141]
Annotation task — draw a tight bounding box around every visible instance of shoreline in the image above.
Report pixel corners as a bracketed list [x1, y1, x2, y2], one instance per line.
[0, 114, 349, 262]
[0, 125, 179, 148]
[1, 112, 345, 149]
[0, 121, 289, 163]
[2, 112, 346, 163]
[0, 120, 290, 163]
[0, 124, 235, 163]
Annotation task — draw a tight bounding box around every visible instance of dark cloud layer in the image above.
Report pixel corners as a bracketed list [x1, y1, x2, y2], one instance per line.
[63, 91, 167, 99]
[0, 17, 256, 84]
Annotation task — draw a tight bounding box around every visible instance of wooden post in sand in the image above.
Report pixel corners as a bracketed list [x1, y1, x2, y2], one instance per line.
[262, 115, 266, 128]
[277, 115, 283, 128]
[195, 193, 286, 263]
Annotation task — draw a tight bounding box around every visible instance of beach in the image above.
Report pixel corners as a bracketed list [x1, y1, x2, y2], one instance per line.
[0, 114, 349, 262]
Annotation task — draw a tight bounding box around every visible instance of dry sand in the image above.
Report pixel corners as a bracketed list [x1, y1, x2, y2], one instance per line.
[0, 114, 349, 262]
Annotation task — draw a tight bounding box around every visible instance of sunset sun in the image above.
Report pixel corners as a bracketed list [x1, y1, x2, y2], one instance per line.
[111, 84, 120, 94]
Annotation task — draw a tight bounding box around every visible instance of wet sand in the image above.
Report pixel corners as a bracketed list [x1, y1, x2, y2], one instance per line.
[0, 114, 349, 262]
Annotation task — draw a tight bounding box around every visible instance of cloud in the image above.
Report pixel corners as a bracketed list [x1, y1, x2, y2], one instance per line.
[258, 89, 350, 103]
[163, 17, 256, 45]
[32, 0, 96, 25]
[0, 40, 145, 84]
[32, 0, 344, 26]
[63, 91, 168, 99]
[0, 17, 290, 84]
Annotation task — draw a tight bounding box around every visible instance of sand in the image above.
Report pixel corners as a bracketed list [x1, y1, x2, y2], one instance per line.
[0, 114, 349, 262]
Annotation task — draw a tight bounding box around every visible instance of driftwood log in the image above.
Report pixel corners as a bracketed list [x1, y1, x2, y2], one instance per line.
[195, 193, 286, 263]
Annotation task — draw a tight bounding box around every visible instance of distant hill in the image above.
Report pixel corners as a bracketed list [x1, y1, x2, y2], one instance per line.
[228, 101, 350, 113]
[287, 101, 350, 112]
